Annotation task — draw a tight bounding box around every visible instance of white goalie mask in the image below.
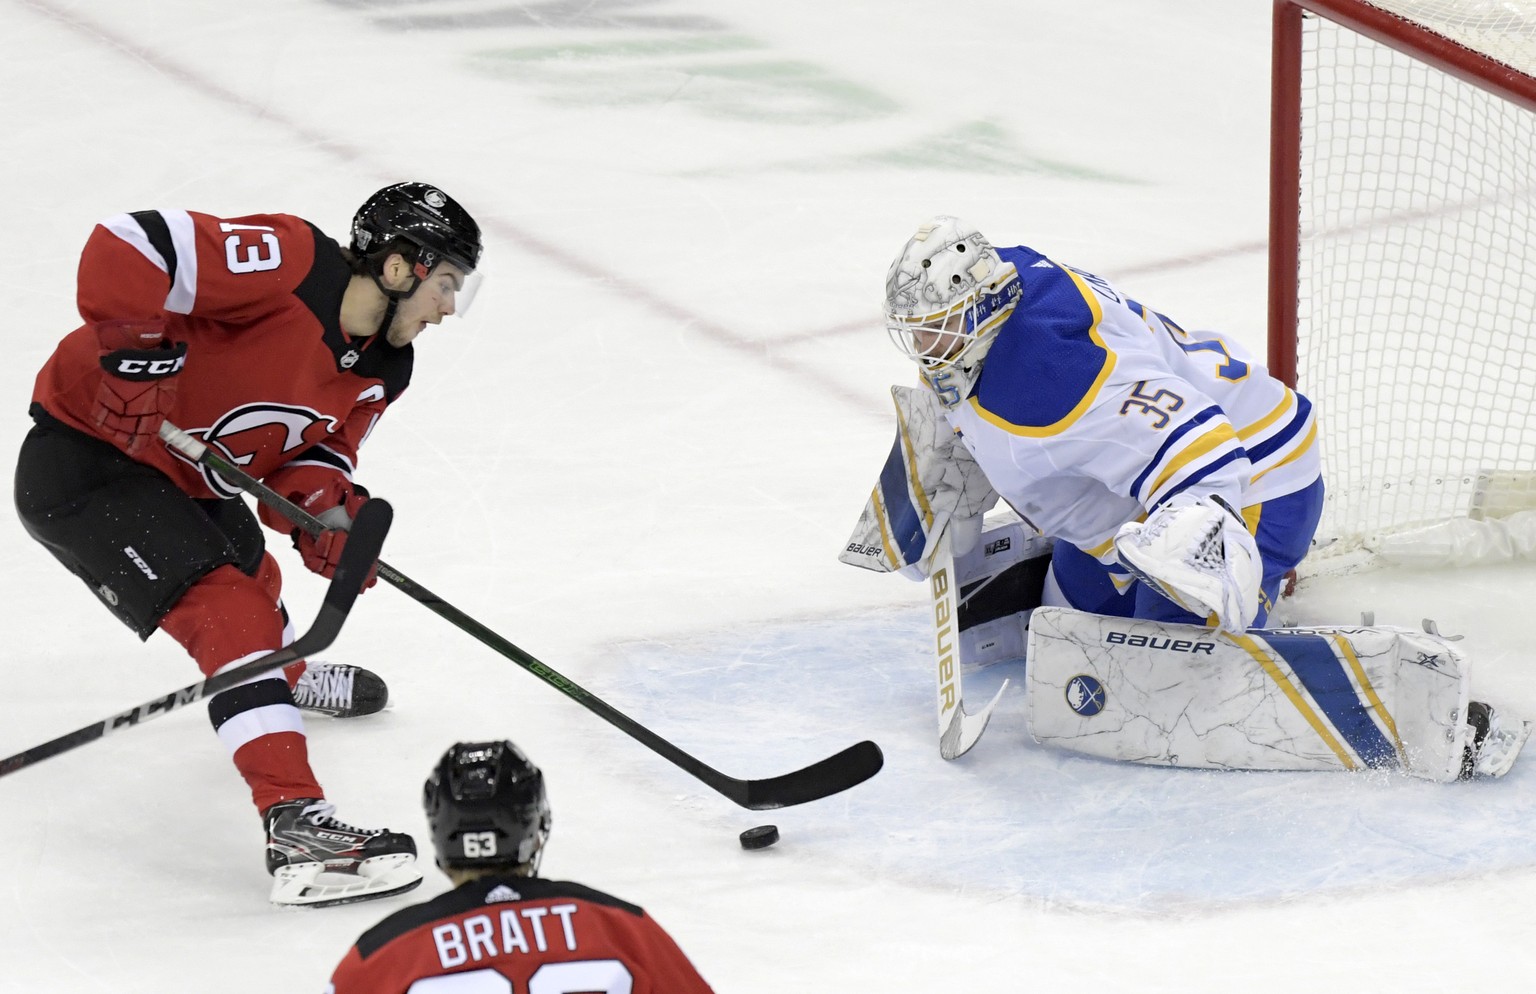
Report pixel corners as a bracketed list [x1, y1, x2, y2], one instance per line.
[884, 216, 1020, 406]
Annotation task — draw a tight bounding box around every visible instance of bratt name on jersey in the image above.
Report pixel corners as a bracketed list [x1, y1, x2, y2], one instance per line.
[433, 904, 581, 968]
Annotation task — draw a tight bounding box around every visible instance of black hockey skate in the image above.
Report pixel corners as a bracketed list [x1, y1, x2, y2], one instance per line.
[1459, 701, 1533, 780]
[264, 798, 422, 907]
[291, 662, 388, 718]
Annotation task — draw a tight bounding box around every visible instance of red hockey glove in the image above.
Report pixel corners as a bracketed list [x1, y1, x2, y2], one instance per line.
[93, 319, 187, 458]
[260, 465, 376, 588]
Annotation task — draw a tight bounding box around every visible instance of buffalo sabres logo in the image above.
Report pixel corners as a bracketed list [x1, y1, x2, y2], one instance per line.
[172, 404, 341, 498]
[1065, 674, 1106, 717]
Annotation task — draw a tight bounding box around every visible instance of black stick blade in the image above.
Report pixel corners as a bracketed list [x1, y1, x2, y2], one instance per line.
[737, 740, 885, 810]
[325, 499, 392, 613]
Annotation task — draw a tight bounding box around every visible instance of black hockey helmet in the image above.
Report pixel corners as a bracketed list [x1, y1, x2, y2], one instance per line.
[351, 181, 482, 277]
[424, 740, 551, 873]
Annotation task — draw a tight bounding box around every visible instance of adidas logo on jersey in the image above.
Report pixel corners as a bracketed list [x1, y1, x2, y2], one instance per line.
[485, 884, 522, 904]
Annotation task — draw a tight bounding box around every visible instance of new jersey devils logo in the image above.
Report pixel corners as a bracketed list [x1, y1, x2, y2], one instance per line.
[176, 404, 340, 498]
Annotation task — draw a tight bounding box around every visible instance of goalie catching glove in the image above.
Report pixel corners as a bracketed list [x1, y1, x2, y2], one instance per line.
[1113, 491, 1260, 633]
[259, 464, 376, 589]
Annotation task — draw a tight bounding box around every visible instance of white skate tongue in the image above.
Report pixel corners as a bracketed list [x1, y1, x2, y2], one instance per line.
[269, 852, 422, 908]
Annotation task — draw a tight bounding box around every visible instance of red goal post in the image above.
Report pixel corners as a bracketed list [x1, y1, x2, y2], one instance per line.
[1268, 0, 1536, 568]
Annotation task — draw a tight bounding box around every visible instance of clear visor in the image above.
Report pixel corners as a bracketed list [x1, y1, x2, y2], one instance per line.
[426, 267, 485, 318]
[456, 270, 485, 316]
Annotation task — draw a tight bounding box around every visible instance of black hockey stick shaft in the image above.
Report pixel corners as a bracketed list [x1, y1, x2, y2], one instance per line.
[0, 499, 392, 780]
[157, 423, 883, 810]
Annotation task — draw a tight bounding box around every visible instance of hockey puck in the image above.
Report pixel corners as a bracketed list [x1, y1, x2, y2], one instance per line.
[739, 825, 779, 850]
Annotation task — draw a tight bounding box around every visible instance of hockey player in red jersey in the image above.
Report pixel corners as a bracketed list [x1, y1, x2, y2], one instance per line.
[326, 740, 717, 993]
[13, 181, 482, 906]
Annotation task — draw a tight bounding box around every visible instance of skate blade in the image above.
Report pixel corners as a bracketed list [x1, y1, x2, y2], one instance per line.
[269, 853, 423, 908]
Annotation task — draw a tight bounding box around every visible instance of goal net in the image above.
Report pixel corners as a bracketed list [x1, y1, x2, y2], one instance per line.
[1269, 0, 1536, 568]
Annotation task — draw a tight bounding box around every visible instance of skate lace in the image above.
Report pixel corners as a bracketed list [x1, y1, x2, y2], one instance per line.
[295, 664, 355, 710]
[299, 800, 378, 837]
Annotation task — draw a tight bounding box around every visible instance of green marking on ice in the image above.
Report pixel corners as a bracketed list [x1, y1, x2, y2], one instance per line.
[470, 34, 763, 64]
[468, 38, 896, 125]
[464, 34, 1128, 177]
[663, 60, 897, 124]
[862, 121, 1136, 181]
[682, 120, 1138, 182]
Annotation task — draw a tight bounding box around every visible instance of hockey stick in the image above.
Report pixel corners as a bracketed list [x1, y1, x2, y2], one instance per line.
[156, 422, 884, 810]
[0, 499, 391, 780]
[931, 528, 1009, 760]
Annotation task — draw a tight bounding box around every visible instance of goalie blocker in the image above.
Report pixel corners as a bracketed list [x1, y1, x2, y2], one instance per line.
[1025, 606, 1531, 782]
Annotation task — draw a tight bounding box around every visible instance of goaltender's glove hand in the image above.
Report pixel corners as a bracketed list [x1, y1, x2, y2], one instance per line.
[259, 464, 377, 589]
[1114, 491, 1261, 633]
[93, 319, 187, 457]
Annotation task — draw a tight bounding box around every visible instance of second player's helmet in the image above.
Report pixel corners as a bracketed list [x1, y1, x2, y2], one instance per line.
[424, 740, 551, 874]
[351, 181, 482, 276]
[884, 215, 1020, 404]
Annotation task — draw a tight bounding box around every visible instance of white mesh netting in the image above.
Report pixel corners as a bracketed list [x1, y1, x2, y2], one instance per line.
[1296, 1, 1536, 565]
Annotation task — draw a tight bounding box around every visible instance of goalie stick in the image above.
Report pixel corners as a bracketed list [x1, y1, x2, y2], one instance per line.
[0, 499, 391, 780]
[932, 528, 1009, 760]
[156, 422, 884, 810]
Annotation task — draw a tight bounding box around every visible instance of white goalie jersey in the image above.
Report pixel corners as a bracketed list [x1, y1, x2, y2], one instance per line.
[947, 248, 1317, 567]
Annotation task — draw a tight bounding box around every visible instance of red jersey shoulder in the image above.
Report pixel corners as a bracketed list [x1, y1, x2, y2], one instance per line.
[184, 211, 320, 321]
[77, 210, 324, 327]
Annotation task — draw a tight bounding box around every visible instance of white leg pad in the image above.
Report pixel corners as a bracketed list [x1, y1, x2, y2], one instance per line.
[1024, 607, 1480, 781]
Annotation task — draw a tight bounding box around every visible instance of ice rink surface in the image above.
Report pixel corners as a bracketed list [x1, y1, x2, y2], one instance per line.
[4, 1, 1536, 990]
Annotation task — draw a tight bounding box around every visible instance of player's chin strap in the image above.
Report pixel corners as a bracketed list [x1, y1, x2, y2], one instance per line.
[367, 257, 433, 337]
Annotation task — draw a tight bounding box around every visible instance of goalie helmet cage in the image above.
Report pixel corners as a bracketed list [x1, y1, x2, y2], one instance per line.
[1268, 0, 1536, 567]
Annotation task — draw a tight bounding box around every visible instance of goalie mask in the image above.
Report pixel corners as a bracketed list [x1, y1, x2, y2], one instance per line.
[424, 740, 552, 874]
[884, 216, 1020, 406]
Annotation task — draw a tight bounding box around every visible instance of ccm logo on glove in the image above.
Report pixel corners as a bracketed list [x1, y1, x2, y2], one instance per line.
[92, 319, 187, 457]
[103, 353, 187, 378]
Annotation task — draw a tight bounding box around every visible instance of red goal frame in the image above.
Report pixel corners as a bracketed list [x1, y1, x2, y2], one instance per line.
[1266, 0, 1536, 387]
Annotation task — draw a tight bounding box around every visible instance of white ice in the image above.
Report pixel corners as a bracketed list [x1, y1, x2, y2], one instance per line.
[4, 1, 1536, 991]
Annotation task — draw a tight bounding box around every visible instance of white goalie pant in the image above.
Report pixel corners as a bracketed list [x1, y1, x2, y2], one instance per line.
[1024, 606, 1492, 782]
